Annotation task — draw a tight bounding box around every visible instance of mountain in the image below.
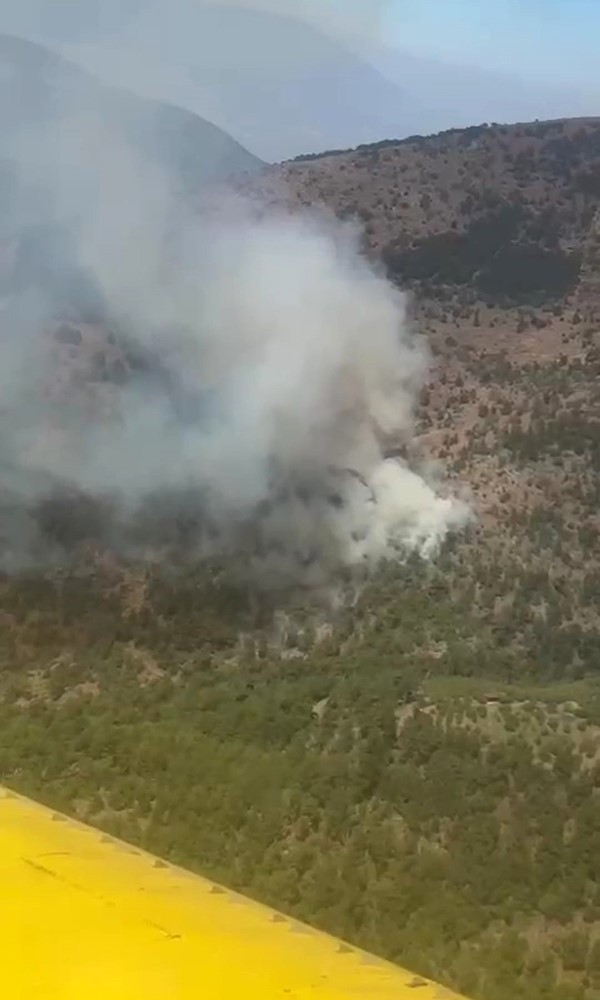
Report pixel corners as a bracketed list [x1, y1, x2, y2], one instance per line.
[51, 3, 417, 163]
[11, 2, 595, 163]
[0, 32, 262, 188]
[372, 46, 600, 139]
[0, 31, 263, 499]
[251, 117, 600, 308]
[1, 86, 600, 1000]
[243, 115, 600, 678]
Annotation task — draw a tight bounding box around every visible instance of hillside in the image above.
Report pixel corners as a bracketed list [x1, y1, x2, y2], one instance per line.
[52, 2, 414, 162]
[1, 563, 600, 1000]
[0, 115, 600, 1000]
[250, 118, 600, 305]
[0, 33, 262, 187]
[240, 117, 600, 631]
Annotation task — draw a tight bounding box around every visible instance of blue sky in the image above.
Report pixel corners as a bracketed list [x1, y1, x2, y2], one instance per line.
[385, 0, 598, 85]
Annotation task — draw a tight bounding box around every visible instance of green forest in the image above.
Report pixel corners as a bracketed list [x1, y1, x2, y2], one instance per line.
[1, 553, 599, 1000]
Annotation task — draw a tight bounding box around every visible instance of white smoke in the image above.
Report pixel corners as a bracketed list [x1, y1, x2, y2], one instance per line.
[0, 35, 469, 589]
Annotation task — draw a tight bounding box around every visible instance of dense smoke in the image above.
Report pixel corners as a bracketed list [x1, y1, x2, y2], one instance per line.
[0, 36, 468, 590]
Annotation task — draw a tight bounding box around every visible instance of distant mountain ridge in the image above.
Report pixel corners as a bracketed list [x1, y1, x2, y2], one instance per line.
[51, 4, 415, 162]
[0, 32, 263, 187]
[6, 1, 597, 162]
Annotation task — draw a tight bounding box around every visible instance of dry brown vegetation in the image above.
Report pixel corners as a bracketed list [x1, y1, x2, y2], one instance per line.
[1, 117, 600, 1000]
[246, 118, 600, 301]
[235, 118, 600, 646]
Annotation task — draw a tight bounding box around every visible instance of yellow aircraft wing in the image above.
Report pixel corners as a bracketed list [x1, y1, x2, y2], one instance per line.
[0, 786, 468, 999]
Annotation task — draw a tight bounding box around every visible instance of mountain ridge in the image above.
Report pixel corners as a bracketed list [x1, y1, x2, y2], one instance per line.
[246, 115, 600, 310]
[27, 1, 598, 161]
[0, 31, 263, 184]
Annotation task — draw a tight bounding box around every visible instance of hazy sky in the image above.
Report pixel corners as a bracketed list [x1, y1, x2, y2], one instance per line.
[386, 0, 597, 86]
[195, 0, 598, 92]
[0, 0, 594, 89]
[196, 0, 391, 45]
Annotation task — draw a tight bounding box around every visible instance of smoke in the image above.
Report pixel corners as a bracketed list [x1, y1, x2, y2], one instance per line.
[191, 0, 391, 47]
[0, 35, 469, 591]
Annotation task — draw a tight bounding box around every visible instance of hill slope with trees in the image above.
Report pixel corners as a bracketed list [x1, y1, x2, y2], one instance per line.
[1, 117, 600, 1000]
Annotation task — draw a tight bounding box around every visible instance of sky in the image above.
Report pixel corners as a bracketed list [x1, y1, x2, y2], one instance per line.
[196, 0, 390, 44]
[385, 0, 598, 86]
[194, 0, 600, 91]
[0, 0, 595, 89]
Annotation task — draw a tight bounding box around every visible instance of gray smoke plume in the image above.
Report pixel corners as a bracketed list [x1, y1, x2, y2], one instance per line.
[0, 35, 469, 590]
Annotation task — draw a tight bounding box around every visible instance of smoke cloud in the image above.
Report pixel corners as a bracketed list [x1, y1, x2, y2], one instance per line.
[0, 36, 468, 592]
